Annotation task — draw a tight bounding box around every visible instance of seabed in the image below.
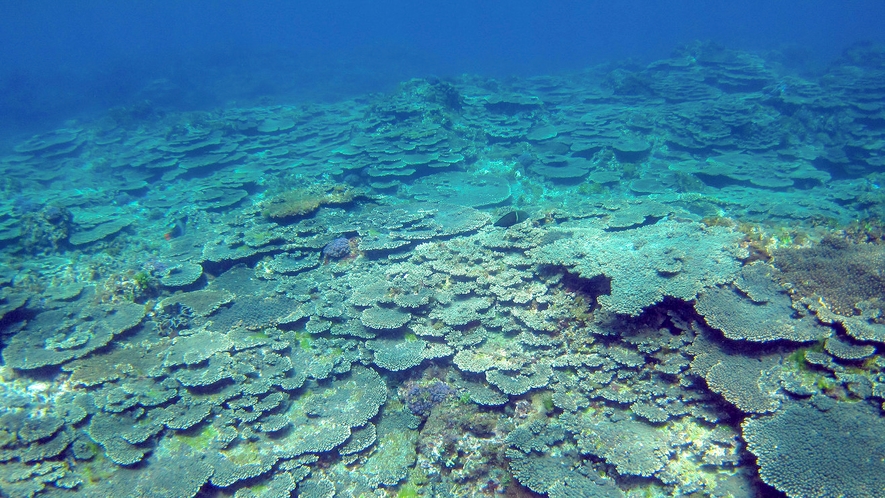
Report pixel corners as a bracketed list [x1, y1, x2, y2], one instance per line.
[1, 42, 885, 497]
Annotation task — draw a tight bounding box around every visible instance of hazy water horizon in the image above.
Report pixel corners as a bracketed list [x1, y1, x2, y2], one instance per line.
[2, 1, 884, 142]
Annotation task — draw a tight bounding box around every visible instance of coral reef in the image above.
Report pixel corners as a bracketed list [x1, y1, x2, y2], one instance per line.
[2, 42, 885, 498]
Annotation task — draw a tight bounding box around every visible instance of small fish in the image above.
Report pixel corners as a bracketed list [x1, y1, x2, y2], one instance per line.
[494, 210, 531, 227]
[164, 217, 187, 240]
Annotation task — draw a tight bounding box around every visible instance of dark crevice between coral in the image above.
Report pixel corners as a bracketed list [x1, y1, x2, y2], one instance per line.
[556, 268, 612, 313]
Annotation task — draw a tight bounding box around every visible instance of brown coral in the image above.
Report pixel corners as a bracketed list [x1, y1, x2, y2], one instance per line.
[260, 184, 362, 219]
[774, 236, 885, 316]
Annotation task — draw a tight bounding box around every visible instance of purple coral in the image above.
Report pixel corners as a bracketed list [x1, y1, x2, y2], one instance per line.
[322, 237, 352, 259]
[403, 381, 456, 416]
[143, 258, 169, 276]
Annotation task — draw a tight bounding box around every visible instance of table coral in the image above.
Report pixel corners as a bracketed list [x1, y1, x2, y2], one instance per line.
[261, 185, 362, 219]
[743, 400, 885, 498]
[5, 41, 885, 498]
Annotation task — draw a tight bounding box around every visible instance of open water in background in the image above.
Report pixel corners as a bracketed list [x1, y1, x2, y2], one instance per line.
[2, 1, 885, 142]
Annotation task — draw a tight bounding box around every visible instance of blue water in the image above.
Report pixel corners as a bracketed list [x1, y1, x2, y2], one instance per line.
[3, 2, 885, 497]
[2, 1, 884, 140]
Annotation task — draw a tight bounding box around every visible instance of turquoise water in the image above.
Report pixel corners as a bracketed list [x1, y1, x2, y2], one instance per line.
[2, 17, 885, 498]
